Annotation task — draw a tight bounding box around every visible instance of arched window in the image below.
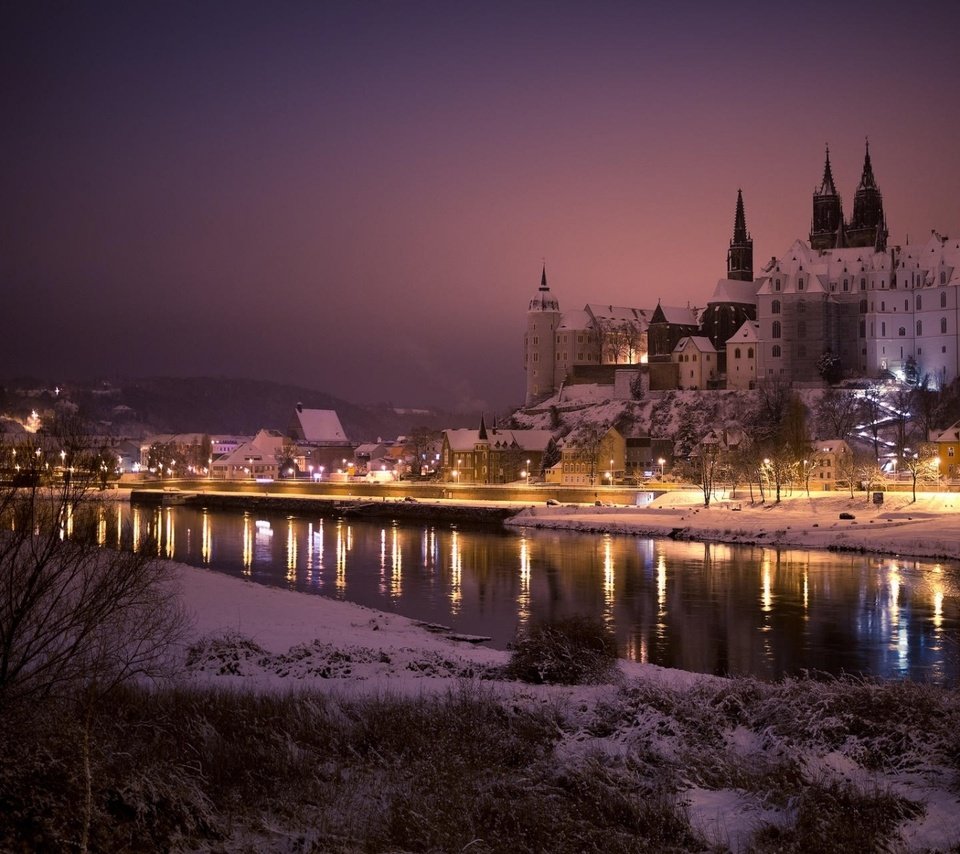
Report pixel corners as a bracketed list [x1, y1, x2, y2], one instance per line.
[772, 321, 781, 339]
[942, 291, 948, 308]
[898, 327, 906, 337]
[941, 317, 948, 334]
[797, 302, 806, 313]
[734, 348, 741, 358]
[772, 345, 781, 358]
[916, 295, 922, 310]
[859, 299, 867, 314]
[772, 300, 781, 314]
[747, 347, 754, 358]
[916, 320, 922, 335]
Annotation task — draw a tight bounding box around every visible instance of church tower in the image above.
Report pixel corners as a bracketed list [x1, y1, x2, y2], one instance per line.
[846, 140, 887, 250]
[810, 146, 845, 250]
[726, 189, 754, 281]
[524, 265, 560, 406]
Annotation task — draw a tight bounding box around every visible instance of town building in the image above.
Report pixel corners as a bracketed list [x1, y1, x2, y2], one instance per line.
[441, 418, 555, 484]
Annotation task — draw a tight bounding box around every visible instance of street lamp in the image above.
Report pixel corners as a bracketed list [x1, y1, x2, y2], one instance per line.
[658, 457, 665, 480]
[610, 457, 614, 485]
[526, 459, 531, 485]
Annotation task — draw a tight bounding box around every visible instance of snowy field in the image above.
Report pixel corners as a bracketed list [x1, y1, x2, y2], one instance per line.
[175, 486, 960, 852]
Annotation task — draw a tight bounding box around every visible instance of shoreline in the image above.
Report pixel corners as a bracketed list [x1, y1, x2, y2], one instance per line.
[508, 490, 960, 562]
[129, 484, 960, 562]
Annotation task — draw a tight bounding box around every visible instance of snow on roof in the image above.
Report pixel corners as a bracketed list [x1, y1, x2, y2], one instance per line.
[444, 428, 554, 453]
[707, 279, 758, 305]
[674, 336, 717, 353]
[584, 304, 651, 329]
[293, 408, 349, 444]
[931, 421, 960, 443]
[556, 309, 593, 331]
[655, 305, 699, 326]
[727, 320, 759, 344]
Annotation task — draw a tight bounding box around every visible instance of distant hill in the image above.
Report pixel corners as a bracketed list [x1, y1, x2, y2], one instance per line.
[0, 376, 481, 442]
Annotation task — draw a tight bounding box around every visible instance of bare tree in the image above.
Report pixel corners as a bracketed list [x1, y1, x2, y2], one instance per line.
[900, 442, 940, 502]
[0, 469, 186, 714]
[815, 387, 860, 440]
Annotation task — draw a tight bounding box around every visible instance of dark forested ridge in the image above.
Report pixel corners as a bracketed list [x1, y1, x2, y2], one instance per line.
[0, 376, 481, 442]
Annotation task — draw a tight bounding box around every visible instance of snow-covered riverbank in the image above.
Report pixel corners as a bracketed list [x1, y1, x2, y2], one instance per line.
[509, 490, 960, 561]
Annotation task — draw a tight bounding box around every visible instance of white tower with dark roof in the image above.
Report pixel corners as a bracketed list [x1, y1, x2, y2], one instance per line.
[524, 265, 560, 406]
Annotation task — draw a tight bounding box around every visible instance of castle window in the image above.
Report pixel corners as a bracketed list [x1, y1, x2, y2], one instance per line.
[798, 278, 805, 291]
[944, 346, 948, 354]
[734, 348, 741, 358]
[881, 301, 885, 311]
[843, 278, 849, 291]
[532, 353, 538, 362]
[942, 292, 948, 308]
[532, 336, 538, 345]
[859, 320, 866, 338]
[747, 347, 754, 358]
[578, 352, 583, 360]
[797, 321, 806, 337]
[798, 302, 806, 313]
[772, 345, 781, 358]
[772, 300, 781, 314]
[905, 299, 909, 311]
[859, 299, 867, 314]
[916, 321, 922, 335]
[941, 317, 948, 334]
[941, 272, 947, 284]
[860, 278, 866, 290]
[916, 295, 922, 310]
[775, 279, 781, 291]
[772, 321, 781, 339]
[899, 327, 906, 337]
[881, 322, 886, 336]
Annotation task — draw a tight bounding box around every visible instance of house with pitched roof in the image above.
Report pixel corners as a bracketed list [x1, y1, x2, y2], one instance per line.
[441, 418, 555, 484]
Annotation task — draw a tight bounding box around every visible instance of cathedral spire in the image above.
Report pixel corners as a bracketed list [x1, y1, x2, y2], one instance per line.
[733, 188, 748, 243]
[727, 189, 753, 281]
[478, 414, 488, 441]
[819, 144, 838, 195]
[858, 138, 877, 190]
[811, 144, 844, 250]
[848, 138, 886, 250]
[540, 263, 548, 291]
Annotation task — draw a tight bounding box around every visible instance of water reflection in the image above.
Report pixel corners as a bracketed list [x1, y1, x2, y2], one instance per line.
[124, 505, 960, 686]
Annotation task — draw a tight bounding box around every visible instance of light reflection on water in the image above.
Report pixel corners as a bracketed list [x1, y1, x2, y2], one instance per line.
[127, 505, 960, 685]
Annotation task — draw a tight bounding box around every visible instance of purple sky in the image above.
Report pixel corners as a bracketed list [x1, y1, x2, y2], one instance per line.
[3, 1, 959, 412]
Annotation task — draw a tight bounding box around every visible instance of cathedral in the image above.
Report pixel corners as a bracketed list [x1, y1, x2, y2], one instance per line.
[523, 142, 960, 405]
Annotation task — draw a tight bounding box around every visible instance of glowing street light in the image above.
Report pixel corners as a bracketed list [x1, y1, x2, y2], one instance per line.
[526, 458, 531, 485]
[658, 457, 665, 479]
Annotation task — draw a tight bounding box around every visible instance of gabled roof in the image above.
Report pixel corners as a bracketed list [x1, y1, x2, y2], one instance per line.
[292, 408, 349, 444]
[674, 336, 717, 353]
[444, 428, 554, 453]
[813, 439, 851, 455]
[707, 278, 759, 306]
[727, 320, 759, 344]
[651, 304, 699, 326]
[931, 421, 960, 443]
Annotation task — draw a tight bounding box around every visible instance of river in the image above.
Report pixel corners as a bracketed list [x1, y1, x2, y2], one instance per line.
[112, 503, 960, 685]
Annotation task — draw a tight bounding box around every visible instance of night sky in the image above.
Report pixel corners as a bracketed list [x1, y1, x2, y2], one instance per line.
[3, 1, 959, 412]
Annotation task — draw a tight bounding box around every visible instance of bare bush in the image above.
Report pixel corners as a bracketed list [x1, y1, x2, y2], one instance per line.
[507, 615, 619, 685]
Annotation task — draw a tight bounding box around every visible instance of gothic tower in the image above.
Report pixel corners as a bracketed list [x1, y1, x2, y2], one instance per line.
[810, 146, 845, 250]
[524, 265, 560, 406]
[726, 189, 754, 281]
[846, 140, 887, 250]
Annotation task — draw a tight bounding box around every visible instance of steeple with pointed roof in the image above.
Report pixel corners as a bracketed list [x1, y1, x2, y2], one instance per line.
[847, 139, 887, 250]
[810, 145, 844, 250]
[528, 263, 559, 311]
[726, 188, 754, 281]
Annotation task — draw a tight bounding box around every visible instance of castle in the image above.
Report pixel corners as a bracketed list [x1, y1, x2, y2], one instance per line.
[524, 143, 960, 406]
